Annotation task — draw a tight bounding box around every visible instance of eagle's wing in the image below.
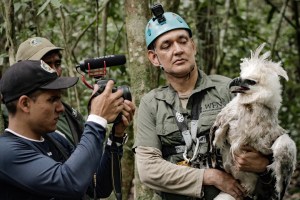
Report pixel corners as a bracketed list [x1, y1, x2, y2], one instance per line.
[211, 98, 238, 149]
[209, 97, 240, 171]
[270, 133, 297, 199]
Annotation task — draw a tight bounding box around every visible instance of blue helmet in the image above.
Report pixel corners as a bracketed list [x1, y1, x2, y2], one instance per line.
[145, 11, 192, 49]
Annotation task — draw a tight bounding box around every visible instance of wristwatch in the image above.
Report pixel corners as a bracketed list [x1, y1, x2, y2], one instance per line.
[107, 133, 128, 146]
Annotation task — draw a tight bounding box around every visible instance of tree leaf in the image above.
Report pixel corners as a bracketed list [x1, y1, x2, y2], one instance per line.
[37, 0, 51, 16]
[50, 0, 62, 9]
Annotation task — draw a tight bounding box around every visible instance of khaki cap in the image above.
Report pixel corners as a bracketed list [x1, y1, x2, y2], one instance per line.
[0, 60, 78, 103]
[16, 37, 63, 62]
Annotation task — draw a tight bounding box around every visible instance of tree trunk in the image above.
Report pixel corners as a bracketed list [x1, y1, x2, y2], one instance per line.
[3, 0, 16, 65]
[215, 0, 231, 74]
[1, 0, 16, 133]
[125, 0, 160, 199]
[100, 3, 109, 56]
[291, 0, 300, 83]
[270, 0, 289, 57]
[194, 0, 217, 75]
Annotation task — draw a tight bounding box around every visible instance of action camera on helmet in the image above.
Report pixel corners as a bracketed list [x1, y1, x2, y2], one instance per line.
[151, 4, 166, 23]
[145, 3, 192, 49]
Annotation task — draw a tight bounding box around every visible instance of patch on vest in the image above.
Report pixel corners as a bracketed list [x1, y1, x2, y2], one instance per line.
[202, 100, 226, 112]
[72, 108, 78, 118]
[175, 111, 184, 122]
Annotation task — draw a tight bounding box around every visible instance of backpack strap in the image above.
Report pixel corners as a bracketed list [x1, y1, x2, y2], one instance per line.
[43, 134, 69, 161]
[62, 102, 84, 145]
[110, 124, 122, 200]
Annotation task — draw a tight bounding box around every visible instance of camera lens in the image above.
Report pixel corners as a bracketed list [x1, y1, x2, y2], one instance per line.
[119, 86, 132, 101]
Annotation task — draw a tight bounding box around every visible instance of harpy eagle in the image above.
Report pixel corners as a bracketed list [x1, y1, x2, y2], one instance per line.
[210, 43, 297, 200]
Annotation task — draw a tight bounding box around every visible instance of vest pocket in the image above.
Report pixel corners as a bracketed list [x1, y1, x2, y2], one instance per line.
[198, 109, 221, 134]
[157, 121, 183, 146]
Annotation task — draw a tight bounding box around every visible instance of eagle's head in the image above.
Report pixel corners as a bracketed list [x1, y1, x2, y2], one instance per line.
[230, 43, 289, 110]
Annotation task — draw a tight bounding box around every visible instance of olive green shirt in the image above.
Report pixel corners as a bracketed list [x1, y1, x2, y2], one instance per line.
[133, 70, 232, 199]
[134, 70, 232, 156]
[57, 102, 85, 146]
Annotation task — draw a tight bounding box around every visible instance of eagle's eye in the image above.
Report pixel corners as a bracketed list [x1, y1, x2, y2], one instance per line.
[245, 79, 257, 86]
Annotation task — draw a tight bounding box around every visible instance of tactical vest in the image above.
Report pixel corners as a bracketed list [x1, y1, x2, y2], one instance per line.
[155, 72, 233, 200]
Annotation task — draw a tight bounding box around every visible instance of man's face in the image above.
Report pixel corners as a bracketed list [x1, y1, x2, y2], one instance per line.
[148, 29, 196, 78]
[28, 90, 64, 133]
[42, 51, 62, 77]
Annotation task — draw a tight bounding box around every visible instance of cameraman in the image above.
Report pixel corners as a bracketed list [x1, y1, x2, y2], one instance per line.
[0, 60, 135, 199]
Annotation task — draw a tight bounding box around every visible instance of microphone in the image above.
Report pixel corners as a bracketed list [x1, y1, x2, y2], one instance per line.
[77, 54, 126, 72]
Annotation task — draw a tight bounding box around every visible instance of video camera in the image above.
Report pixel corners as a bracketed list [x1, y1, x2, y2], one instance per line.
[76, 54, 132, 123]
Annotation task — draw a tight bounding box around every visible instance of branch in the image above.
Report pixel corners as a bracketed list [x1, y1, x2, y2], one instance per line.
[71, 0, 110, 62]
[292, 0, 300, 82]
[216, 0, 230, 70]
[112, 21, 125, 54]
[100, 2, 108, 56]
[264, 0, 296, 29]
[271, 0, 289, 56]
[3, 0, 16, 65]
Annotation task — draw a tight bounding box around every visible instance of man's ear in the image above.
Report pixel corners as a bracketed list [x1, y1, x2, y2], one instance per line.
[147, 50, 161, 67]
[18, 96, 31, 113]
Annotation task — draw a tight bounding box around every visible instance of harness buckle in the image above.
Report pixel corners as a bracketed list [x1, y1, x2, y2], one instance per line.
[176, 160, 191, 167]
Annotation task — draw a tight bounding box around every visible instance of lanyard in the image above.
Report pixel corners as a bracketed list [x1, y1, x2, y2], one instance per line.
[171, 94, 202, 163]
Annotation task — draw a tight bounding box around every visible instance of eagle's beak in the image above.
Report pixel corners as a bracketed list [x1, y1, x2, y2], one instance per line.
[229, 77, 250, 93]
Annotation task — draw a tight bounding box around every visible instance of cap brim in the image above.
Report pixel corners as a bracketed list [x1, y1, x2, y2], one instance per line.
[40, 77, 79, 90]
[30, 47, 64, 60]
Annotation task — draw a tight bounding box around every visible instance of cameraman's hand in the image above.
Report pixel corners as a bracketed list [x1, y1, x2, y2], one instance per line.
[114, 100, 136, 137]
[90, 80, 124, 123]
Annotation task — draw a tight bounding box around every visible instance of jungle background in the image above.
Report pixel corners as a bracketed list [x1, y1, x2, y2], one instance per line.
[0, 0, 299, 199]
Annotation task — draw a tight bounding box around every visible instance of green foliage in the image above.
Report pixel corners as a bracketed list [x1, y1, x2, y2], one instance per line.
[1, 0, 299, 152]
[9, 0, 128, 117]
[1, 0, 299, 198]
[37, 0, 60, 16]
[1, 0, 299, 145]
[281, 81, 300, 160]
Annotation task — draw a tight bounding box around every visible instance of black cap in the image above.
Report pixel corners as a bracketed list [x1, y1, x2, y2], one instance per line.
[0, 60, 78, 103]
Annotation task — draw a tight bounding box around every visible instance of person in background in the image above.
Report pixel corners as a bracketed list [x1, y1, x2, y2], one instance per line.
[133, 4, 276, 200]
[0, 60, 135, 199]
[3, 37, 84, 145]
